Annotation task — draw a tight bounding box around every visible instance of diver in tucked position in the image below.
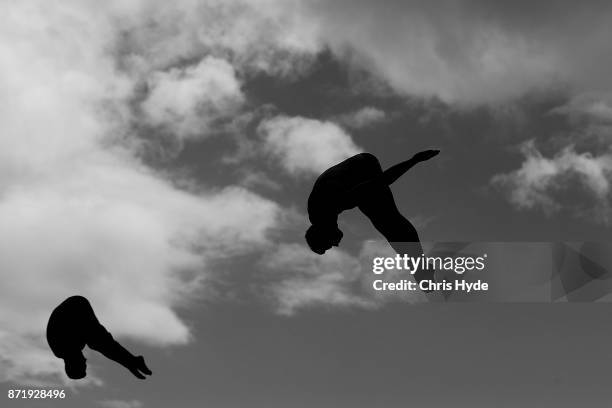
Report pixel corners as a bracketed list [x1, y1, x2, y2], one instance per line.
[46, 295, 152, 380]
[306, 151, 439, 285]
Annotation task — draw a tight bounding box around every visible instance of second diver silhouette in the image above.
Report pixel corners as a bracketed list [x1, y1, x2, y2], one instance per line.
[306, 151, 439, 286]
[46, 295, 152, 380]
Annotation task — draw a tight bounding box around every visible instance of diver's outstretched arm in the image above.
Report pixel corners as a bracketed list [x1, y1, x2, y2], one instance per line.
[87, 326, 152, 379]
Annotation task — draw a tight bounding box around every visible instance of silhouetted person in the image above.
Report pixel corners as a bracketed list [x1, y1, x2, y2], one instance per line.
[306, 151, 439, 285]
[46, 295, 152, 380]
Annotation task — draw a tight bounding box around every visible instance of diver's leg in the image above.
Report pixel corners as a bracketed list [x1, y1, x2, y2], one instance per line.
[358, 186, 434, 285]
[377, 214, 434, 285]
[357, 183, 410, 240]
[343, 155, 420, 204]
[381, 158, 420, 186]
[381, 149, 440, 186]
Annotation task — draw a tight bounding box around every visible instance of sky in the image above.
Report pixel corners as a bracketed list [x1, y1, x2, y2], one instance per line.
[2, 1, 612, 407]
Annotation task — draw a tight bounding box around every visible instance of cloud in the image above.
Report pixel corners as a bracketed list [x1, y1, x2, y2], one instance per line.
[492, 140, 612, 220]
[259, 244, 376, 315]
[335, 107, 387, 129]
[72, 0, 612, 112]
[141, 56, 244, 139]
[551, 93, 612, 124]
[302, 0, 612, 105]
[258, 115, 363, 177]
[115, 0, 612, 108]
[119, 0, 320, 77]
[7, 0, 612, 387]
[98, 400, 143, 408]
[260, 241, 426, 315]
[0, 0, 283, 385]
[238, 169, 282, 192]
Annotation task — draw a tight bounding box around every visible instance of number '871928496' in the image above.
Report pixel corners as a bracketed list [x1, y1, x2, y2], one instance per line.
[8, 389, 65, 399]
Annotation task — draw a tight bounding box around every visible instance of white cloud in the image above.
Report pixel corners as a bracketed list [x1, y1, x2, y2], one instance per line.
[0, 0, 282, 385]
[551, 93, 612, 123]
[260, 241, 426, 316]
[116, 0, 612, 107]
[259, 244, 376, 315]
[99, 400, 143, 408]
[119, 0, 321, 77]
[34, 0, 612, 127]
[492, 140, 612, 219]
[141, 56, 244, 139]
[238, 169, 282, 192]
[336, 107, 387, 129]
[258, 115, 363, 177]
[303, 1, 612, 105]
[70, 0, 612, 112]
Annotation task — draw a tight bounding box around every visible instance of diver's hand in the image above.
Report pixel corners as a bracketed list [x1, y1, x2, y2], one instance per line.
[127, 355, 152, 379]
[412, 149, 440, 162]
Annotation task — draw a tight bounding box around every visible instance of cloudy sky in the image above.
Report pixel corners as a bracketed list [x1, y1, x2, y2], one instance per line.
[2, 1, 612, 407]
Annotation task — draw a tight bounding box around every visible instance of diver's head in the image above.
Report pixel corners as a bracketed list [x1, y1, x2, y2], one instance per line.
[63, 351, 87, 380]
[305, 224, 343, 255]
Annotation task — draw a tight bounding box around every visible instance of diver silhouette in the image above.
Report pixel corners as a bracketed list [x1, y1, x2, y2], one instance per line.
[306, 151, 439, 285]
[46, 295, 152, 380]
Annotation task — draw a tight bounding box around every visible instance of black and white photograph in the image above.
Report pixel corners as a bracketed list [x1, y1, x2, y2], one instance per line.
[2, 1, 612, 407]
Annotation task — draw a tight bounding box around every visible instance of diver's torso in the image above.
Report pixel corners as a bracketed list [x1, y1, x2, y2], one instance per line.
[308, 153, 383, 223]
